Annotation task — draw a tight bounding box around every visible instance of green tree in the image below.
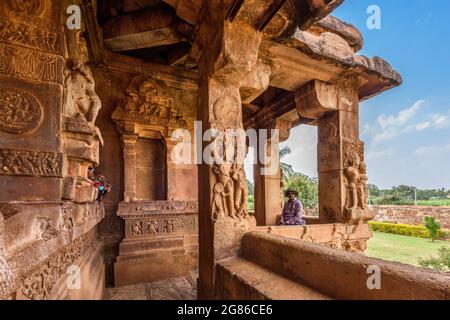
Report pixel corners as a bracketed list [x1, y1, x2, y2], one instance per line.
[424, 216, 441, 242]
[418, 246, 450, 271]
[368, 184, 380, 197]
[279, 146, 294, 182]
[285, 172, 318, 210]
[247, 179, 254, 196]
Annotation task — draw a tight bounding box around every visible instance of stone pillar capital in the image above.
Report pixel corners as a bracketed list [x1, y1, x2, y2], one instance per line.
[120, 133, 138, 145]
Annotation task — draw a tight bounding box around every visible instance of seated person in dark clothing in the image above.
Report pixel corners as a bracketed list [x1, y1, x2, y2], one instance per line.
[279, 189, 306, 226]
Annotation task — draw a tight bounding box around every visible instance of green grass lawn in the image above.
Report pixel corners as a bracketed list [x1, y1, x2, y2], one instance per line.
[417, 199, 450, 206]
[366, 231, 448, 267]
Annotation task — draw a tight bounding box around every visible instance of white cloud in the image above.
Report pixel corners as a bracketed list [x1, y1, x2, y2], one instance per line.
[372, 100, 425, 145]
[377, 99, 425, 129]
[416, 113, 448, 131]
[414, 143, 450, 157]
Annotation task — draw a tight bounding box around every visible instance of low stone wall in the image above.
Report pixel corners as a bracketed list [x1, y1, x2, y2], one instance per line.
[370, 205, 450, 229]
[238, 232, 450, 300]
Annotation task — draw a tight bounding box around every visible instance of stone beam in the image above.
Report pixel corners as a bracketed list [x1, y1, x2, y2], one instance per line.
[264, 26, 402, 99]
[291, 0, 344, 31]
[103, 4, 193, 52]
[244, 91, 297, 130]
[240, 62, 272, 104]
[163, 0, 204, 25]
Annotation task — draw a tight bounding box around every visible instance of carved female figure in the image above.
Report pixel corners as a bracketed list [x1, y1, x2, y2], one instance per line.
[344, 153, 360, 211]
[232, 164, 248, 217]
[212, 164, 235, 220]
[63, 59, 101, 125]
[357, 162, 368, 209]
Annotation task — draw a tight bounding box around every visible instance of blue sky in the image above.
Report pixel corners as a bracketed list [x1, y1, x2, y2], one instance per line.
[278, 0, 450, 190]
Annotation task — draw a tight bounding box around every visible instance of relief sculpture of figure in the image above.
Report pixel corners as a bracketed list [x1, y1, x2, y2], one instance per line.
[63, 34, 101, 125]
[344, 152, 360, 211]
[212, 164, 235, 221]
[63, 58, 101, 125]
[357, 162, 368, 209]
[232, 164, 248, 218]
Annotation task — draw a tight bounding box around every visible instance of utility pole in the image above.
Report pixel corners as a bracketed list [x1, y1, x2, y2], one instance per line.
[414, 187, 417, 206]
[368, 185, 371, 206]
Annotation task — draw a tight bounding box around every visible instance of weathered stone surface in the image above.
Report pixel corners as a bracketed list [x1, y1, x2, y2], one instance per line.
[238, 232, 450, 300]
[103, 4, 193, 52]
[215, 257, 330, 300]
[114, 201, 199, 286]
[308, 15, 363, 52]
[0, 0, 410, 301]
[371, 205, 450, 229]
[106, 271, 198, 300]
[259, 222, 372, 254]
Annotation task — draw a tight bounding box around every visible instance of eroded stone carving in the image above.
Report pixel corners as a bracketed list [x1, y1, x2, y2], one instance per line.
[6, 0, 44, 16]
[63, 59, 101, 125]
[114, 77, 185, 125]
[122, 201, 198, 216]
[0, 88, 44, 134]
[342, 239, 367, 254]
[131, 221, 143, 236]
[0, 43, 63, 84]
[343, 139, 373, 224]
[0, 204, 21, 220]
[19, 230, 96, 300]
[32, 217, 57, 241]
[0, 149, 62, 177]
[211, 94, 241, 130]
[232, 164, 248, 218]
[212, 164, 235, 221]
[127, 215, 198, 237]
[0, 16, 60, 53]
[0, 255, 15, 300]
[59, 203, 74, 242]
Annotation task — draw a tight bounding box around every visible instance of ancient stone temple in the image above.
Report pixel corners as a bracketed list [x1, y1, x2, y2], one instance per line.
[0, 0, 448, 300]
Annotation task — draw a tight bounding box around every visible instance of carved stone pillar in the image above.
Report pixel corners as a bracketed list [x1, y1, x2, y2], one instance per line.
[0, 1, 105, 300]
[253, 119, 291, 226]
[166, 140, 177, 201]
[254, 141, 282, 226]
[121, 134, 138, 202]
[195, 0, 278, 298]
[296, 79, 372, 224]
[0, 1, 65, 202]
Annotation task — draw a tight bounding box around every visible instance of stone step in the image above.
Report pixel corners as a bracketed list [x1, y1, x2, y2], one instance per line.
[215, 257, 331, 300]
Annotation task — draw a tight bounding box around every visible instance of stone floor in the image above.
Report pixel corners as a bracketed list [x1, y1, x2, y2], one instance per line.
[105, 271, 198, 300]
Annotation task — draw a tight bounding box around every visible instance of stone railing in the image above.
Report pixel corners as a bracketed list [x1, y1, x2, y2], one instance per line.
[239, 232, 450, 300]
[370, 205, 450, 229]
[257, 223, 372, 254]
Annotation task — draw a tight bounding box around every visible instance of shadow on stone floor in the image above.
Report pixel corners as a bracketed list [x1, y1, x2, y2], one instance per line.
[105, 271, 198, 300]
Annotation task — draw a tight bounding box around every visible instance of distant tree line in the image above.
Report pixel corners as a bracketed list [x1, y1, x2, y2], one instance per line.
[368, 184, 450, 206]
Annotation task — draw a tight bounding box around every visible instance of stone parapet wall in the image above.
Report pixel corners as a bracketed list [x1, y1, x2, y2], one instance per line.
[235, 232, 450, 300]
[370, 205, 450, 229]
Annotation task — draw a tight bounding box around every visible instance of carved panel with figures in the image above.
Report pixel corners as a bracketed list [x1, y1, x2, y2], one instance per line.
[5, 0, 45, 17]
[0, 13, 62, 54]
[112, 77, 187, 137]
[0, 149, 63, 177]
[0, 43, 64, 84]
[126, 214, 198, 238]
[18, 230, 96, 300]
[0, 88, 44, 134]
